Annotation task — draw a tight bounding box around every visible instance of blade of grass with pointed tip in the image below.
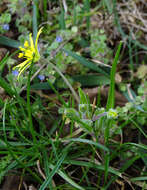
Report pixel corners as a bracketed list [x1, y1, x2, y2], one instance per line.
[63, 49, 109, 77]
[106, 42, 122, 110]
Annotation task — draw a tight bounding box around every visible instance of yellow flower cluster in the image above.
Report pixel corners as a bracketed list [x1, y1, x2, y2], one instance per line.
[13, 27, 43, 78]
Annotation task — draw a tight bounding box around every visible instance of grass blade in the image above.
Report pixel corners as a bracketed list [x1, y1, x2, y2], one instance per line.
[103, 0, 113, 14]
[33, 0, 38, 41]
[84, 0, 90, 30]
[0, 36, 20, 48]
[59, 8, 66, 29]
[49, 163, 85, 190]
[0, 77, 16, 96]
[73, 74, 110, 86]
[63, 49, 109, 77]
[67, 138, 109, 153]
[106, 41, 122, 110]
[39, 151, 67, 190]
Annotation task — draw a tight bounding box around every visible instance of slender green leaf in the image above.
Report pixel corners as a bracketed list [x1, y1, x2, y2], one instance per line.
[64, 160, 121, 177]
[63, 49, 109, 77]
[66, 138, 110, 153]
[39, 151, 67, 190]
[0, 36, 20, 48]
[31, 82, 51, 90]
[84, 0, 90, 29]
[106, 41, 122, 110]
[0, 77, 16, 96]
[78, 87, 89, 104]
[49, 163, 85, 190]
[33, 0, 38, 41]
[59, 8, 66, 29]
[103, 0, 113, 14]
[0, 52, 9, 75]
[73, 75, 110, 86]
[131, 176, 147, 181]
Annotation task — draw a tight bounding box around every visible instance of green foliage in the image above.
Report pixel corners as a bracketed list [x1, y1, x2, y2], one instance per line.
[0, 13, 11, 23]
[0, 154, 12, 183]
[0, 12, 11, 33]
[106, 41, 122, 110]
[0, 0, 146, 189]
[90, 29, 112, 64]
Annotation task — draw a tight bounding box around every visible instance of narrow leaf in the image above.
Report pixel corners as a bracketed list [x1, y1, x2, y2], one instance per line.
[106, 41, 122, 110]
[63, 49, 109, 77]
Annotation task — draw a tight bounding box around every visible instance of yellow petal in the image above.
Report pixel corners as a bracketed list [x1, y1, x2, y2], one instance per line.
[35, 27, 43, 51]
[24, 40, 29, 48]
[19, 46, 25, 52]
[29, 33, 35, 51]
[18, 61, 31, 79]
[24, 49, 33, 59]
[18, 53, 24, 58]
[14, 60, 29, 70]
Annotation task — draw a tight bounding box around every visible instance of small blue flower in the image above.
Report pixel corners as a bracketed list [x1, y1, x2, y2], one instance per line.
[12, 70, 19, 76]
[65, 52, 68, 56]
[38, 75, 45, 81]
[3, 24, 9, 31]
[56, 36, 62, 43]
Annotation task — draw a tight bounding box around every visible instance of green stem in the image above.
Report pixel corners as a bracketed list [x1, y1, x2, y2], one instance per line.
[49, 61, 80, 103]
[27, 61, 36, 143]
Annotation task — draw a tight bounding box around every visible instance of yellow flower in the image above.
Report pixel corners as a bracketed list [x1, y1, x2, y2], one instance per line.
[13, 27, 43, 78]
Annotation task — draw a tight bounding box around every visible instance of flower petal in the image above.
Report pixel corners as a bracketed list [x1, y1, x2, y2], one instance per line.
[13, 60, 29, 70]
[18, 53, 24, 58]
[18, 61, 31, 78]
[24, 40, 29, 48]
[29, 33, 35, 51]
[35, 27, 43, 50]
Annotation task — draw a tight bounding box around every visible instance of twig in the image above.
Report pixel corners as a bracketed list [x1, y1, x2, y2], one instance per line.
[37, 160, 46, 180]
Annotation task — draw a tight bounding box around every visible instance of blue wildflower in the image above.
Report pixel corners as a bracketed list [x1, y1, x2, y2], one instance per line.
[12, 70, 19, 76]
[56, 36, 62, 43]
[3, 24, 9, 31]
[38, 75, 45, 81]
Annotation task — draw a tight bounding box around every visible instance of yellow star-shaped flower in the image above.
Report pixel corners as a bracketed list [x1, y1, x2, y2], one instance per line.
[13, 27, 43, 78]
